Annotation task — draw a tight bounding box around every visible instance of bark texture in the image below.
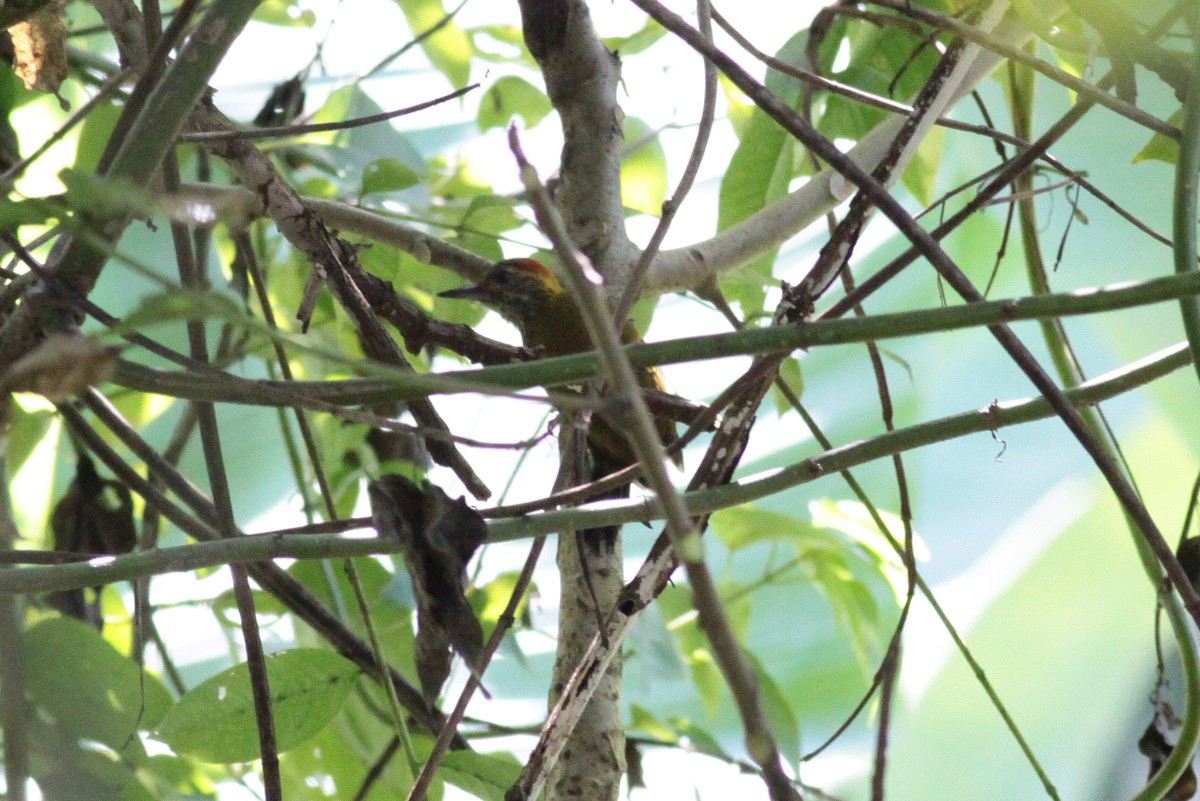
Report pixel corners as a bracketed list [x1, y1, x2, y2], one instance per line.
[518, 2, 633, 799]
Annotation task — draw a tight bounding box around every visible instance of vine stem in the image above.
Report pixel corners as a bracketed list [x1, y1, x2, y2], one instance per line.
[627, 0, 1200, 634]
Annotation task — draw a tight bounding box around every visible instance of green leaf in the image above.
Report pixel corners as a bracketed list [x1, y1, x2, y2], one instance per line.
[109, 390, 175, 434]
[362, 157, 422, 194]
[720, 73, 754, 139]
[289, 558, 418, 684]
[622, 116, 667, 216]
[810, 499, 927, 596]
[717, 30, 810, 314]
[770, 355, 803, 417]
[603, 18, 667, 57]
[460, 195, 522, 235]
[396, 0, 472, 88]
[281, 704, 417, 799]
[1134, 109, 1182, 165]
[7, 403, 54, 475]
[116, 288, 248, 334]
[818, 19, 941, 142]
[467, 24, 528, 64]
[750, 656, 800, 766]
[307, 85, 427, 188]
[0, 197, 56, 230]
[658, 583, 752, 716]
[211, 588, 288, 628]
[471, 569, 532, 635]
[440, 751, 522, 801]
[900, 123, 944, 206]
[34, 747, 156, 801]
[24, 617, 173, 752]
[60, 169, 158, 219]
[156, 648, 361, 763]
[253, 0, 316, 26]
[73, 100, 120, 173]
[669, 719, 732, 762]
[1010, 0, 1090, 52]
[626, 599, 687, 682]
[477, 76, 552, 132]
[629, 703, 677, 743]
[711, 505, 826, 552]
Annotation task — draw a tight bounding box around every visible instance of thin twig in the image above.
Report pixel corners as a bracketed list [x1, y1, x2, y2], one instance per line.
[613, 0, 718, 323]
[511, 121, 800, 801]
[63, 399, 460, 741]
[167, 154, 282, 800]
[864, 0, 1178, 138]
[406, 535, 549, 801]
[630, 0, 1200, 627]
[0, 67, 133, 186]
[180, 84, 478, 142]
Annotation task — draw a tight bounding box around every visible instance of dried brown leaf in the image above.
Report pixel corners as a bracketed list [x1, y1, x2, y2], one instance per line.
[0, 334, 120, 401]
[9, 4, 67, 106]
[46, 453, 135, 628]
[368, 474, 486, 702]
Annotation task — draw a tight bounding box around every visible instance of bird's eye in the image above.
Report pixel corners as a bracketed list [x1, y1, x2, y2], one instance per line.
[492, 270, 510, 285]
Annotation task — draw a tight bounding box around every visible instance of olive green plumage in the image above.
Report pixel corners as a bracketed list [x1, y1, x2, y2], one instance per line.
[441, 257, 678, 473]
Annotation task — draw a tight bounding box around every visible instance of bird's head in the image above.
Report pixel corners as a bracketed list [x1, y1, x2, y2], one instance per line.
[440, 258, 566, 335]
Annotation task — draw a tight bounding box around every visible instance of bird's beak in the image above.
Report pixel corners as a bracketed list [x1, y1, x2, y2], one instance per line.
[439, 285, 486, 301]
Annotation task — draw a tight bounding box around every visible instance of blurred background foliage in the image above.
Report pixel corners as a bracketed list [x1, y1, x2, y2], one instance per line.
[1, 0, 1197, 800]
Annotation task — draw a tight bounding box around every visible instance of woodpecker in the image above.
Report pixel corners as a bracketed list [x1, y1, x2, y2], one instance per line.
[440, 257, 678, 480]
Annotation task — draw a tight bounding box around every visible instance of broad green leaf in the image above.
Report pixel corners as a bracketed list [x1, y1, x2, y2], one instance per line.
[1010, 0, 1089, 53]
[711, 505, 826, 552]
[770, 355, 804, 417]
[1134, 109, 1182, 165]
[687, 648, 723, 717]
[629, 703, 677, 743]
[626, 599, 687, 682]
[477, 76, 552, 132]
[396, 0, 472, 89]
[138, 753, 210, 795]
[460, 194, 522, 236]
[622, 116, 667, 216]
[720, 73, 755, 139]
[211, 588, 288, 629]
[810, 499, 927, 595]
[0, 197, 56, 230]
[282, 706, 420, 799]
[429, 152, 494, 200]
[468, 24, 528, 65]
[73, 100, 119, 173]
[34, 747, 156, 801]
[900, 123, 944, 206]
[24, 617, 173, 752]
[7, 403, 54, 475]
[109, 390, 175, 433]
[471, 569, 533, 635]
[603, 18, 666, 57]
[750, 656, 800, 767]
[362, 157, 422, 194]
[308, 86, 427, 191]
[659, 583, 753, 716]
[818, 17, 943, 141]
[440, 751, 522, 801]
[669, 718, 732, 762]
[289, 558, 418, 684]
[116, 288, 248, 333]
[717, 30, 810, 314]
[156, 648, 361, 763]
